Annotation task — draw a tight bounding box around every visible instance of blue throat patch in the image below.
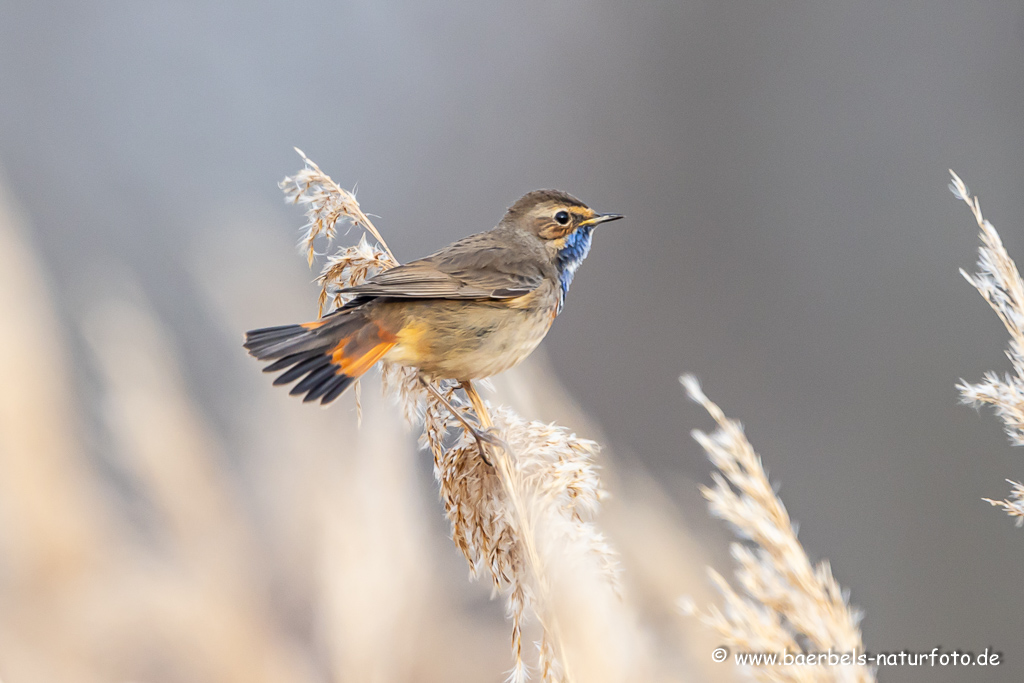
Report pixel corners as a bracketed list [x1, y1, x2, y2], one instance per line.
[555, 225, 594, 312]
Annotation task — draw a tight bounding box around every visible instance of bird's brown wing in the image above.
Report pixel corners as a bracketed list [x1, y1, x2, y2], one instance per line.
[342, 232, 547, 300]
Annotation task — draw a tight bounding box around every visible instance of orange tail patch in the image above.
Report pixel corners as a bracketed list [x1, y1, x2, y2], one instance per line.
[245, 314, 396, 405]
[331, 321, 397, 377]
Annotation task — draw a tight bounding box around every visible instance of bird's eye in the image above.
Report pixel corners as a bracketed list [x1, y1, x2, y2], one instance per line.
[554, 210, 570, 225]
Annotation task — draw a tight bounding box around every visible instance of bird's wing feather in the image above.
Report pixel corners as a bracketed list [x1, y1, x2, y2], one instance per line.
[342, 232, 547, 300]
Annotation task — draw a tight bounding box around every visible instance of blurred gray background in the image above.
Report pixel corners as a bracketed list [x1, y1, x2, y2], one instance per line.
[2, 1, 1024, 681]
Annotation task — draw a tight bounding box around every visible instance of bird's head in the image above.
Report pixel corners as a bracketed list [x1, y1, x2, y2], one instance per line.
[503, 189, 623, 310]
[503, 189, 624, 242]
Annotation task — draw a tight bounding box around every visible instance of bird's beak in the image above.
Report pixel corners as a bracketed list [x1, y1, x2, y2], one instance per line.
[580, 213, 624, 227]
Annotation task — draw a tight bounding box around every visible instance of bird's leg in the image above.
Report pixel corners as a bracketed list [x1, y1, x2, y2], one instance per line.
[460, 381, 511, 456]
[418, 375, 496, 466]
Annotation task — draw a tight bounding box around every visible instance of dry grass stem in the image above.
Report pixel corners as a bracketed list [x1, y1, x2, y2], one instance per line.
[284, 151, 620, 681]
[982, 480, 1024, 527]
[680, 376, 872, 683]
[950, 170, 1024, 524]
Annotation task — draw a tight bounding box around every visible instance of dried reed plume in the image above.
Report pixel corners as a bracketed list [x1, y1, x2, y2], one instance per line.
[949, 170, 1024, 525]
[282, 150, 620, 681]
[680, 376, 873, 683]
[280, 148, 396, 268]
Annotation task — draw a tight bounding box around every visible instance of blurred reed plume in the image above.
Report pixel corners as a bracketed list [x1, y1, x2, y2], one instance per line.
[281, 150, 622, 682]
[950, 170, 1024, 525]
[0, 153, 721, 683]
[680, 376, 873, 683]
[0, 176, 315, 683]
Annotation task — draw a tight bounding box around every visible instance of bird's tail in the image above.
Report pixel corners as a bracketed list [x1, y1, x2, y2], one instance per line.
[243, 310, 397, 405]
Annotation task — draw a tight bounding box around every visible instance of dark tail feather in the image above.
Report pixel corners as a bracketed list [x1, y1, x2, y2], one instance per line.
[244, 312, 396, 405]
[243, 321, 329, 360]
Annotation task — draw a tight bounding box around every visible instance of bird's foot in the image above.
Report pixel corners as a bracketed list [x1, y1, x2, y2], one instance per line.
[469, 425, 508, 467]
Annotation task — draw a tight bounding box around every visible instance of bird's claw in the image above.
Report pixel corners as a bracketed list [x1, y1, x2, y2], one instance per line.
[470, 426, 507, 467]
[476, 426, 506, 448]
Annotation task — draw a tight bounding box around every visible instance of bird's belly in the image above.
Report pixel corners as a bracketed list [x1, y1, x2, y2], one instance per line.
[382, 296, 556, 380]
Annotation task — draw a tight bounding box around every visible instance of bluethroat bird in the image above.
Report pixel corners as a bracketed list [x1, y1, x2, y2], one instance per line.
[244, 190, 622, 430]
